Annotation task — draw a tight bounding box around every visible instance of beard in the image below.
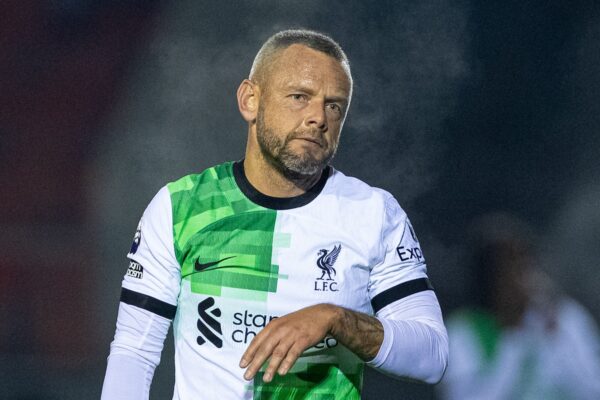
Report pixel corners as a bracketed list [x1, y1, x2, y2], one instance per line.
[255, 108, 338, 178]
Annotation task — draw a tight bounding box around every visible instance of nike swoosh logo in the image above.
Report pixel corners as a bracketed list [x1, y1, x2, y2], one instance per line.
[195, 256, 236, 271]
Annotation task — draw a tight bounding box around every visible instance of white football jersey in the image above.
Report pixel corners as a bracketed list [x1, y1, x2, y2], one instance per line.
[121, 161, 432, 399]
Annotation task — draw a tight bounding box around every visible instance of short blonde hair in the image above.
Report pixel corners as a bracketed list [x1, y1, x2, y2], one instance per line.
[249, 29, 353, 97]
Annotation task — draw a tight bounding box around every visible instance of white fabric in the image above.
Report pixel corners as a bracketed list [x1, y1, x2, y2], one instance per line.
[122, 186, 180, 306]
[368, 196, 429, 298]
[101, 302, 171, 400]
[368, 290, 448, 384]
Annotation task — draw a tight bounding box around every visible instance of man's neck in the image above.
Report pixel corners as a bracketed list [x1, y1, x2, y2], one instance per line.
[243, 153, 323, 198]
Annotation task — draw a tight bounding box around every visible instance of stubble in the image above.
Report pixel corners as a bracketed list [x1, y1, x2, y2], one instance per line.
[255, 107, 337, 179]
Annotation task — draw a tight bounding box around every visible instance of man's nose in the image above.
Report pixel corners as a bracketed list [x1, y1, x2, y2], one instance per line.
[305, 100, 328, 131]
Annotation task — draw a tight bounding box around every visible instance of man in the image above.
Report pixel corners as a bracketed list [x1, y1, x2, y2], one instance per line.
[101, 29, 448, 399]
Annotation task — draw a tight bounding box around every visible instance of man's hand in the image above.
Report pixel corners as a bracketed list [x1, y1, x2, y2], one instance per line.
[239, 304, 339, 382]
[239, 303, 384, 383]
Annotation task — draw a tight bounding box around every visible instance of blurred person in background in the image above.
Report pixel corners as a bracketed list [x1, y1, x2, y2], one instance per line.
[439, 212, 600, 400]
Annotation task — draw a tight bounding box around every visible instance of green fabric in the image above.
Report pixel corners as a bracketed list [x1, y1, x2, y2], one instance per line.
[168, 162, 287, 300]
[454, 309, 500, 363]
[253, 363, 363, 400]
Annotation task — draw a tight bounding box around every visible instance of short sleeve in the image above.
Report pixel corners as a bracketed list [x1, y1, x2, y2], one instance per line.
[368, 196, 433, 315]
[121, 186, 181, 318]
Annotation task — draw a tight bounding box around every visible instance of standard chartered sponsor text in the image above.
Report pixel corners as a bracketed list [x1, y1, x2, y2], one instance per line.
[231, 309, 338, 349]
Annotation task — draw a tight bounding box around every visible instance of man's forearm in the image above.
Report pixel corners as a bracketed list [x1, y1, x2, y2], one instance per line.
[324, 291, 448, 384]
[328, 305, 384, 361]
[240, 303, 382, 382]
[240, 294, 447, 384]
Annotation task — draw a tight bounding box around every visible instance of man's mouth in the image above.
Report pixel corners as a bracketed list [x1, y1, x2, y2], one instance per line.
[294, 136, 323, 148]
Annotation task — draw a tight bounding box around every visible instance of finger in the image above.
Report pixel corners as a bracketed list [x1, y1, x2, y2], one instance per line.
[243, 336, 281, 381]
[239, 326, 270, 368]
[261, 342, 292, 383]
[277, 343, 304, 376]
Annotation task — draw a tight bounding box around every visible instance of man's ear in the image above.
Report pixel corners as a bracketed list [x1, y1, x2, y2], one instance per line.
[237, 79, 260, 122]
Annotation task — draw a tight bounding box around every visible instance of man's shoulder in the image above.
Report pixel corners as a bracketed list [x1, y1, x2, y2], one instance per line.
[327, 167, 395, 206]
[166, 161, 235, 195]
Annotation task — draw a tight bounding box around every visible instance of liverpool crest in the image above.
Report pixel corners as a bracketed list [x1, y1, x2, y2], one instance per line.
[314, 244, 341, 292]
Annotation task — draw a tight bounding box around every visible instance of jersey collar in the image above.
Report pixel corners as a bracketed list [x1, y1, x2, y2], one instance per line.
[232, 160, 330, 210]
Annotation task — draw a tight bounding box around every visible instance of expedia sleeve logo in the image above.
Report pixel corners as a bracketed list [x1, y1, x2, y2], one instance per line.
[396, 220, 425, 262]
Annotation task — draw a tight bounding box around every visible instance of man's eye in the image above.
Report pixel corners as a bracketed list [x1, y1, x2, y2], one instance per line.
[327, 103, 341, 113]
[291, 94, 306, 101]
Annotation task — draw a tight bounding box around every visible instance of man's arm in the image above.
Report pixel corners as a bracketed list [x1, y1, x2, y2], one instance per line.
[367, 290, 448, 383]
[330, 305, 384, 360]
[102, 303, 171, 400]
[240, 290, 447, 384]
[101, 186, 180, 398]
[238, 303, 382, 383]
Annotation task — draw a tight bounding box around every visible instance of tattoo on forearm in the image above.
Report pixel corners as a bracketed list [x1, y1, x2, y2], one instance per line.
[331, 308, 384, 361]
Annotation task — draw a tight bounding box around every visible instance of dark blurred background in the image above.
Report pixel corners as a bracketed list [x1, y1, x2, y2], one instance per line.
[1, 0, 599, 399]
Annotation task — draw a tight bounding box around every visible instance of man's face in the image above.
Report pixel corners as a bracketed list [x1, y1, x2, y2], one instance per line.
[255, 44, 351, 177]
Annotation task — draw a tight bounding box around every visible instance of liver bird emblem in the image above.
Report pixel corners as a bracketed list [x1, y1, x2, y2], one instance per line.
[316, 244, 341, 281]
